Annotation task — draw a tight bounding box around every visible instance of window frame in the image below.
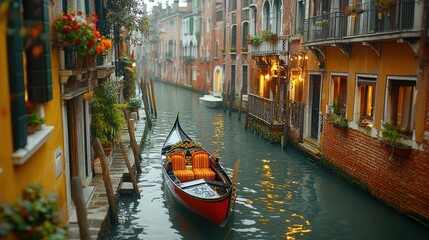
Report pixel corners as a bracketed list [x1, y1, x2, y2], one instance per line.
[355, 75, 377, 126]
[328, 73, 348, 118]
[384, 76, 417, 138]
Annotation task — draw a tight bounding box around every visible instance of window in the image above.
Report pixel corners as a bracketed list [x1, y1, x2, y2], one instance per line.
[242, 8, 249, 21]
[8, 0, 53, 151]
[296, 0, 305, 33]
[356, 76, 376, 124]
[169, 19, 175, 29]
[242, 22, 249, 46]
[329, 75, 347, 117]
[216, 10, 223, 22]
[215, 40, 219, 58]
[272, 0, 282, 34]
[231, 25, 237, 50]
[385, 77, 416, 136]
[262, 1, 270, 30]
[207, 16, 210, 33]
[230, 0, 237, 11]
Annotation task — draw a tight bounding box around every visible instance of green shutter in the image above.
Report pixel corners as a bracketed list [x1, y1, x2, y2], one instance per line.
[24, 0, 53, 103]
[8, 0, 27, 150]
[190, 17, 194, 34]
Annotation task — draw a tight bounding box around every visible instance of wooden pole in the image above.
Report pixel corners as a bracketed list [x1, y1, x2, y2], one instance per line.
[238, 86, 243, 121]
[150, 79, 158, 118]
[119, 141, 141, 198]
[282, 77, 290, 150]
[71, 177, 91, 240]
[244, 94, 250, 130]
[123, 110, 142, 173]
[224, 83, 230, 113]
[140, 122, 150, 152]
[140, 77, 152, 130]
[93, 138, 118, 224]
[146, 82, 154, 115]
[228, 82, 234, 116]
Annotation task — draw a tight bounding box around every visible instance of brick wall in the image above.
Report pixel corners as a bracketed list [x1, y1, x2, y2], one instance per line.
[320, 119, 429, 225]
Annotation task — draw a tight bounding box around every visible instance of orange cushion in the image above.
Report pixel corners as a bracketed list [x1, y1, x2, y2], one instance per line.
[170, 152, 186, 170]
[193, 168, 215, 180]
[192, 151, 210, 168]
[173, 169, 195, 182]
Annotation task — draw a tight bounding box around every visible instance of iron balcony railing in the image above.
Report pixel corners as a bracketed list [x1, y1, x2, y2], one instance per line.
[249, 36, 288, 56]
[248, 93, 275, 124]
[303, 0, 416, 44]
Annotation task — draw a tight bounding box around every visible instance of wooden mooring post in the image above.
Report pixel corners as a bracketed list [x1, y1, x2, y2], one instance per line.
[146, 81, 154, 115]
[119, 141, 141, 198]
[71, 177, 91, 240]
[140, 77, 152, 130]
[93, 138, 118, 225]
[150, 79, 158, 118]
[238, 86, 244, 121]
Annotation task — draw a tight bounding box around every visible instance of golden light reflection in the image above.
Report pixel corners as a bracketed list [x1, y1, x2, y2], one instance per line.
[211, 113, 224, 154]
[267, 193, 279, 199]
[284, 213, 312, 239]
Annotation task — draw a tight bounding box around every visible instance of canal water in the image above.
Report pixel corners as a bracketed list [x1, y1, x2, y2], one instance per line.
[105, 82, 428, 239]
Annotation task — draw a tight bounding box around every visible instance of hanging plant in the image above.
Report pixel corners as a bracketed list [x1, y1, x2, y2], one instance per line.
[53, 11, 112, 56]
[376, 0, 395, 11]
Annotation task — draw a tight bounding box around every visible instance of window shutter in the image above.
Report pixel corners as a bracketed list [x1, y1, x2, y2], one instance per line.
[8, 0, 27, 150]
[190, 17, 194, 34]
[24, 0, 53, 103]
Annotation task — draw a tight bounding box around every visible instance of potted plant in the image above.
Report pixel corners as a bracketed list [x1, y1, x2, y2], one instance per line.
[381, 122, 411, 159]
[127, 97, 142, 112]
[328, 113, 348, 128]
[27, 112, 45, 134]
[91, 81, 126, 156]
[0, 184, 67, 239]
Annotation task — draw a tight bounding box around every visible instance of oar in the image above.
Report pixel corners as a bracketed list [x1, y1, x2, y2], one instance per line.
[229, 159, 240, 211]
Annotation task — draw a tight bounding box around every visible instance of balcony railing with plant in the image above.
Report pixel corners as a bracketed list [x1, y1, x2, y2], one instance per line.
[247, 31, 288, 55]
[303, 0, 417, 43]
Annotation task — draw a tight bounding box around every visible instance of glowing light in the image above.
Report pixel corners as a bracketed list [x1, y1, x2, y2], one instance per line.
[265, 74, 270, 80]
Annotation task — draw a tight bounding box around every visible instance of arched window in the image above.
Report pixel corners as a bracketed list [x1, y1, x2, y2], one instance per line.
[231, 25, 237, 50]
[262, 0, 270, 30]
[242, 21, 249, 46]
[272, 0, 282, 34]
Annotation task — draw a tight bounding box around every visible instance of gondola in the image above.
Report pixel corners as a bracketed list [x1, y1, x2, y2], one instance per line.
[161, 115, 240, 226]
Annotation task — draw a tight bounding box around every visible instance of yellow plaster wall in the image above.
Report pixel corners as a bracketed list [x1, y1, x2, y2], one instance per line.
[0, 13, 18, 203]
[0, 16, 68, 220]
[318, 41, 421, 136]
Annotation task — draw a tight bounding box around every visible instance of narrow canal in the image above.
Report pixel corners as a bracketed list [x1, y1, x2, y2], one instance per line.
[105, 82, 428, 239]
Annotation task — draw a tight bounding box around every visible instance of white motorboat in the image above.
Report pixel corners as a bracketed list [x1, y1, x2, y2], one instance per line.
[199, 92, 223, 108]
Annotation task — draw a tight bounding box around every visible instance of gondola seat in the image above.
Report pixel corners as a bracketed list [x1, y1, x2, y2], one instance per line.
[170, 152, 194, 182]
[191, 151, 215, 180]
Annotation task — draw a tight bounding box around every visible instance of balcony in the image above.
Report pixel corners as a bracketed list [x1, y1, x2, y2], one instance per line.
[303, 0, 420, 45]
[249, 36, 288, 57]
